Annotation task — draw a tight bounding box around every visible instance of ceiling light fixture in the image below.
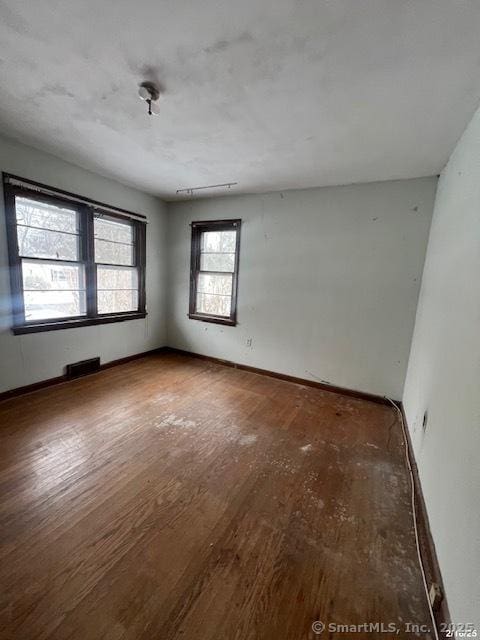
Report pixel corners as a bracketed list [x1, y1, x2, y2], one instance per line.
[138, 81, 161, 116]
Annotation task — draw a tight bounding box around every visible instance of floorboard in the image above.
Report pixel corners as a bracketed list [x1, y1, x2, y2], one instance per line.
[0, 352, 432, 639]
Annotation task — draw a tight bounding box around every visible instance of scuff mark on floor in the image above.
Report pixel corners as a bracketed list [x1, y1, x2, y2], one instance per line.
[154, 413, 196, 429]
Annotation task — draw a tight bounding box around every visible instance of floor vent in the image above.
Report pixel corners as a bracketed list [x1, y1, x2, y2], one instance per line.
[66, 357, 101, 379]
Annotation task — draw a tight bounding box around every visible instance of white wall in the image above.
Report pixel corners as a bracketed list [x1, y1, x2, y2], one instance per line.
[403, 109, 480, 630]
[0, 135, 167, 393]
[166, 178, 436, 399]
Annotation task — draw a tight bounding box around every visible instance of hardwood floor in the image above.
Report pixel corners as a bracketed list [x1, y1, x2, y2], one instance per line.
[0, 352, 432, 640]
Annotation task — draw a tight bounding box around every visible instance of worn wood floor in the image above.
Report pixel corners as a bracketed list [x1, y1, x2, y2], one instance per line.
[0, 352, 432, 640]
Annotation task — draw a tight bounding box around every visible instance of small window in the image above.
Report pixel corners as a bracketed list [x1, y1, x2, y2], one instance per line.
[3, 174, 147, 334]
[189, 219, 241, 326]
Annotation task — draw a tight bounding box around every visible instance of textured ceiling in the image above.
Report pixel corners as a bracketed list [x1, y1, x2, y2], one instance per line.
[1, 0, 480, 199]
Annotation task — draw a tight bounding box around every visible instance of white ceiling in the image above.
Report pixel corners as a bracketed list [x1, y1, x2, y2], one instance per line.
[1, 0, 480, 200]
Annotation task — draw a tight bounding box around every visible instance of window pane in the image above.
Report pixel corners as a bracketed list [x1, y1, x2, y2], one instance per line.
[15, 197, 79, 233]
[97, 290, 139, 314]
[24, 291, 86, 321]
[197, 273, 232, 296]
[201, 230, 236, 253]
[200, 252, 235, 272]
[94, 239, 134, 265]
[22, 260, 85, 291]
[94, 215, 134, 266]
[97, 265, 138, 290]
[199, 229, 236, 272]
[97, 264, 139, 313]
[196, 293, 231, 317]
[17, 226, 79, 260]
[94, 216, 133, 244]
[22, 260, 85, 321]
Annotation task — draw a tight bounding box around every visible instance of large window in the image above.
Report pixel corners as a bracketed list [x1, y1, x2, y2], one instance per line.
[189, 219, 241, 326]
[3, 174, 146, 334]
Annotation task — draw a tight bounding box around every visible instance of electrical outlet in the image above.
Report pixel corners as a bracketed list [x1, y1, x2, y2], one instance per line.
[429, 582, 442, 610]
[246, 338, 253, 348]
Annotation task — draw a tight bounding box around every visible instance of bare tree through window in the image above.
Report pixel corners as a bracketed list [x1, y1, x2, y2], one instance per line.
[3, 176, 147, 332]
[189, 220, 241, 326]
[16, 197, 85, 320]
[94, 215, 139, 314]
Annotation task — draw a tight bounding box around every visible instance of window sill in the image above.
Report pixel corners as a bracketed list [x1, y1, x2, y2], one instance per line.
[12, 312, 147, 335]
[188, 313, 236, 327]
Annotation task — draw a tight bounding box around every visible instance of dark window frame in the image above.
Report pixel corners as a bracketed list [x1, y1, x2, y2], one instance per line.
[189, 219, 241, 326]
[3, 173, 147, 335]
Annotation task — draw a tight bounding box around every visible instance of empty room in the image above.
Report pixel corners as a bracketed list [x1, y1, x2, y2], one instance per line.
[0, 1, 479, 639]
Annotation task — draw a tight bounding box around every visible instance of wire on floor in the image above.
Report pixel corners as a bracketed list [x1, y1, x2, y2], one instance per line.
[384, 397, 439, 640]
